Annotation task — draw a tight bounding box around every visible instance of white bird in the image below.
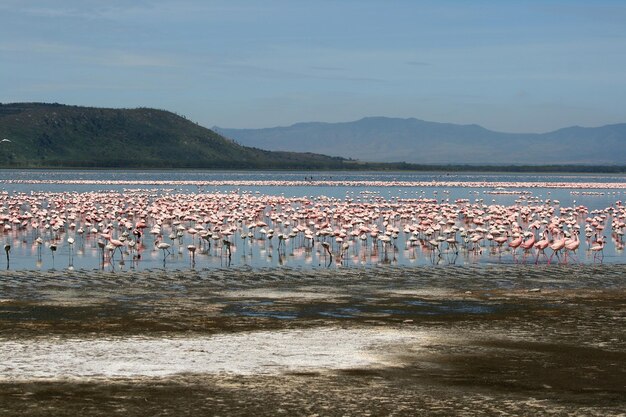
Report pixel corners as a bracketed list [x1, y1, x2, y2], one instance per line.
[155, 240, 171, 261]
[1, 139, 11, 143]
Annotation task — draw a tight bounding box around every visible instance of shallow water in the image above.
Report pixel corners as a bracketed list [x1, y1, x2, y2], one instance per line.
[1, 169, 625, 271]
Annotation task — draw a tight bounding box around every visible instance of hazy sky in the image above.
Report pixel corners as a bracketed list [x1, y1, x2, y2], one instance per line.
[1, 0, 625, 132]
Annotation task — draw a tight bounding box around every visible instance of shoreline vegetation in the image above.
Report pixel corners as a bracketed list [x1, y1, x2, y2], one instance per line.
[1, 103, 625, 173]
[2, 162, 626, 173]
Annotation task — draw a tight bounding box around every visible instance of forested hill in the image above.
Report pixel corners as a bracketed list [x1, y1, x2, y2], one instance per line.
[0, 103, 348, 169]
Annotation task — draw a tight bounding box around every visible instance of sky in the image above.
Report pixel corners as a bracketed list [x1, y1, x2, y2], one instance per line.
[1, 0, 625, 133]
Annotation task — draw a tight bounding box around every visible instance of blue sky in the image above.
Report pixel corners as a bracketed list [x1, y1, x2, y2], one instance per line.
[1, 0, 625, 132]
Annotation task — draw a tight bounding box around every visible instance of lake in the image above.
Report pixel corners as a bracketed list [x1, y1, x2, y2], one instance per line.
[2, 169, 625, 417]
[0, 169, 624, 271]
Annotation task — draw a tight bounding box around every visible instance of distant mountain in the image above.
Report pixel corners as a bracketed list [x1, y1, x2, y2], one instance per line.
[214, 117, 626, 165]
[0, 103, 349, 169]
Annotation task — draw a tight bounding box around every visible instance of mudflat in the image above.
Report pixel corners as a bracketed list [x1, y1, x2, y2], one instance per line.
[1, 265, 624, 416]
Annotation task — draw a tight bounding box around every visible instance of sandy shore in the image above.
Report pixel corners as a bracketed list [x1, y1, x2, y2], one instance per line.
[1, 265, 625, 416]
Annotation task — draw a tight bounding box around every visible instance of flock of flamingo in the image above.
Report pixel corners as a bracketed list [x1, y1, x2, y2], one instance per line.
[5, 178, 626, 190]
[0, 183, 623, 271]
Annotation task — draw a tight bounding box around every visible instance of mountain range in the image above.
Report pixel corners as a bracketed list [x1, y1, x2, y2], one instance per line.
[1, 103, 624, 169]
[214, 117, 626, 165]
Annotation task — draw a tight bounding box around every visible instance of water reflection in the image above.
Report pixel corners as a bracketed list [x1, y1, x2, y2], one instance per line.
[0, 170, 625, 271]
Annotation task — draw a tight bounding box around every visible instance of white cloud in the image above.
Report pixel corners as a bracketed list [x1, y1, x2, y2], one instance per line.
[0, 40, 179, 68]
[95, 50, 179, 68]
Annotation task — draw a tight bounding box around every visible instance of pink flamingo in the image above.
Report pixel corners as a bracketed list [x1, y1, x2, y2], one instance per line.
[508, 232, 523, 255]
[548, 231, 566, 264]
[493, 233, 508, 254]
[590, 236, 606, 263]
[564, 231, 580, 263]
[101, 232, 125, 262]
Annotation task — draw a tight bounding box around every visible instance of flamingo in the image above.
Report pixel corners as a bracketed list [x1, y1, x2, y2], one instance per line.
[50, 243, 57, 266]
[520, 231, 535, 251]
[548, 232, 566, 264]
[564, 231, 580, 263]
[320, 241, 332, 264]
[518, 230, 536, 263]
[187, 244, 196, 265]
[277, 233, 286, 250]
[127, 239, 138, 261]
[4, 244, 10, 269]
[222, 239, 232, 258]
[493, 233, 508, 254]
[590, 236, 606, 263]
[0, 181, 624, 270]
[155, 240, 171, 262]
[35, 237, 43, 260]
[470, 233, 483, 254]
[67, 237, 75, 267]
[508, 232, 523, 255]
[533, 230, 550, 263]
[97, 239, 106, 268]
[100, 232, 125, 262]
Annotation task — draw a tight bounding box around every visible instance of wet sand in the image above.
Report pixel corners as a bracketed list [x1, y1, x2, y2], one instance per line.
[1, 265, 625, 416]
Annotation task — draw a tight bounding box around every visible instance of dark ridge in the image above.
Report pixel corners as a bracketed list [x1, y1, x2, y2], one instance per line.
[0, 103, 350, 169]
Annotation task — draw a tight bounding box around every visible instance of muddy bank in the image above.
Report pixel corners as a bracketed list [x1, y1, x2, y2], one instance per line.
[1, 265, 625, 416]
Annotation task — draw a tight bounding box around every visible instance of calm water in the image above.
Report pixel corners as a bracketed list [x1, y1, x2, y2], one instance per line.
[0, 169, 624, 271]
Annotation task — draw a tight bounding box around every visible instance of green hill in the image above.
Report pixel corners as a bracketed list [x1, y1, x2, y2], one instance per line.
[0, 103, 349, 169]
